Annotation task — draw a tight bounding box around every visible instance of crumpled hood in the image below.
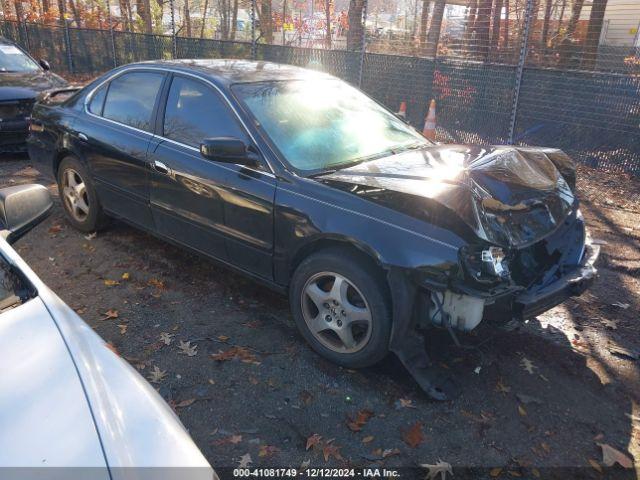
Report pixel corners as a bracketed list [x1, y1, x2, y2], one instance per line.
[319, 145, 576, 248]
[0, 71, 68, 101]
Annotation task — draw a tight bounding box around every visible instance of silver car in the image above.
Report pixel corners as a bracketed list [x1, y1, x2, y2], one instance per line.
[0, 184, 215, 480]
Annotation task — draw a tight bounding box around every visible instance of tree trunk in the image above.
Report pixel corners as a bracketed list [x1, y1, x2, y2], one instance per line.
[258, 0, 273, 43]
[540, 0, 552, 48]
[564, 0, 584, 38]
[67, 0, 82, 26]
[13, 0, 23, 20]
[184, 0, 191, 36]
[324, 0, 331, 49]
[346, 0, 364, 51]
[475, 0, 492, 59]
[424, 0, 445, 57]
[42, 0, 50, 14]
[418, 0, 430, 53]
[582, 0, 606, 69]
[503, 0, 509, 49]
[230, 0, 238, 40]
[137, 0, 152, 33]
[490, 0, 503, 50]
[463, 0, 477, 53]
[558, 0, 584, 65]
[200, 0, 208, 37]
[57, 0, 65, 25]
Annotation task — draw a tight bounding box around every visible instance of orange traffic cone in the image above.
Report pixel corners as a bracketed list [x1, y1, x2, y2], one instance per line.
[397, 101, 407, 119]
[423, 99, 436, 141]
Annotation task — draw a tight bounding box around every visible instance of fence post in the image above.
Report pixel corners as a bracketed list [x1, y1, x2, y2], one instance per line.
[64, 19, 74, 74]
[170, 0, 177, 59]
[508, 0, 534, 145]
[357, 0, 368, 88]
[250, 0, 257, 60]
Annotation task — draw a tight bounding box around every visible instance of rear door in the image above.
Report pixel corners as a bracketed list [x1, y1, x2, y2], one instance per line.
[75, 70, 166, 230]
[149, 74, 276, 279]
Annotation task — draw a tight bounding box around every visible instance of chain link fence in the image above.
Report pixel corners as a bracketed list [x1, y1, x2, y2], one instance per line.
[1, 0, 639, 177]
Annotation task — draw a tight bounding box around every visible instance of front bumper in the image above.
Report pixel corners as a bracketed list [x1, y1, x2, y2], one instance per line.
[513, 242, 600, 319]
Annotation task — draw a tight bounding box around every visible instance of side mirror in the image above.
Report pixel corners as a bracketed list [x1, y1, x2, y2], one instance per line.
[0, 184, 52, 244]
[39, 59, 51, 71]
[200, 137, 257, 167]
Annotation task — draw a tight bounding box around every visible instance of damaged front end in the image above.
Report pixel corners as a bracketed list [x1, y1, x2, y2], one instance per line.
[322, 144, 599, 400]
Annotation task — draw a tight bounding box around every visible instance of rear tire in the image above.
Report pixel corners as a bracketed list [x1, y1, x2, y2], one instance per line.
[290, 248, 392, 368]
[57, 156, 109, 233]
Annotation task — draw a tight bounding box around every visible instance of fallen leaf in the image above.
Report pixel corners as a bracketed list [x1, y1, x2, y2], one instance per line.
[521, 357, 536, 374]
[306, 434, 323, 450]
[104, 279, 120, 287]
[174, 398, 196, 408]
[210, 346, 260, 365]
[258, 445, 279, 458]
[489, 467, 502, 477]
[346, 409, 374, 432]
[588, 459, 603, 473]
[402, 421, 425, 448]
[160, 332, 174, 345]
[421, 460, 452, 480]
[101, 309, 119, 320]
[362, 435, 374, 444]
[382, 448, 400, 458]
[518, 405, 527, 416]
[148, 366, 167, 383]
[218, 335, 230, 342]
[84, 232, 97, 240]
[299, 390, 313, 405]
[117, 324, 128, 335]
[148, 278, 165, 290]
[395, 397, 416, 409]
[48, 224, 63, 234]
[121, 272, 130, 280]
[300, 459, 310, 469]
[322, 443, 343, 462]
[238, 453, 252, 468]
[597, 442, 633, 469]
[105, 342, 120, 356]
[496, 379, 511, 394]
[531, 468, 540, 478]
[178, 340, 198, 357]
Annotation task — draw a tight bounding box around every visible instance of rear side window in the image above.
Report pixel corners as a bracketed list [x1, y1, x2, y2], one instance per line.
[103, 72, 164, 132]
[163, 76, 246, 147]
[88, 84, 106, 115]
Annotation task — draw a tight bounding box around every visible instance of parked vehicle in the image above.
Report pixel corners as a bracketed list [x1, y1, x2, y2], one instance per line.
[27, 60, 599, 399]
[0, 37, 67, 152]
[0, 184, 215, 479]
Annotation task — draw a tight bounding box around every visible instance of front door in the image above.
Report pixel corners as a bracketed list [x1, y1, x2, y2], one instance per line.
[76, 70, 165, 230]
[149, 74, 276, 279]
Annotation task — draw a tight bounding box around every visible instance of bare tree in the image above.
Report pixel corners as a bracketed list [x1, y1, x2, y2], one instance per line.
[137, 0, 153, 32]
[540, 0, 552, 48]
[325, 0, 332, 48]
[184, 0, 192, 36]
[475, 0, 492, 58]
[491, 0, 503, 50]
[257, 0, 273, 43]
[418, 0, 430, 53]
[200, 0, 208, 37]
[346, 0, 364, 50]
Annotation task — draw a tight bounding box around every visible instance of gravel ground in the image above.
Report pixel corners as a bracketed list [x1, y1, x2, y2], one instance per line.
[1, 155, 638, 479]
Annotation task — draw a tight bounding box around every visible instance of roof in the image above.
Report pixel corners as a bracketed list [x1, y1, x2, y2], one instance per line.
[133, 59, 335, 85]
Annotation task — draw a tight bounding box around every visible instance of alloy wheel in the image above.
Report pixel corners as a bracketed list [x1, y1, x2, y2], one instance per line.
[62, 168, 90, 222]
[301, 271, 372, 353]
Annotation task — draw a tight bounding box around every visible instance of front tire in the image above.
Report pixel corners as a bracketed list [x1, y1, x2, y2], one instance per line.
[57, 156, 109, 232]
[290, 248, 392, 368]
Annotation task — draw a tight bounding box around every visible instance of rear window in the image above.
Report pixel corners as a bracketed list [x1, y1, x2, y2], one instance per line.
[102, 72, 164, 132]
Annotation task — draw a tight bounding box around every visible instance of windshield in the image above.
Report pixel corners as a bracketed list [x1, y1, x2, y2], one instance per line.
[233, 79, 429, 173]
[0, 44, 40, 73]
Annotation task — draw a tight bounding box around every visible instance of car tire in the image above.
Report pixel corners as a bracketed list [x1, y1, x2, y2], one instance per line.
[57, 156, 109, 233]
[290, 247, 392, 368]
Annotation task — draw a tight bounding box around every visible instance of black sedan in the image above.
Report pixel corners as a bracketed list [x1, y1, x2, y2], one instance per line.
[27, 60, 599, 399]
[0, 37, 67, 152]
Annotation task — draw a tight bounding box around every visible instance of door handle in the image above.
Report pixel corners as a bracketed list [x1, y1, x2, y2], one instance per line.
[77, 132, 88, 141]
[153, 160, 171, 175]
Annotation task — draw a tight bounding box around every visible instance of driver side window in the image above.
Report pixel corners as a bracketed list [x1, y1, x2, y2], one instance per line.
[163, 76, 247, 148]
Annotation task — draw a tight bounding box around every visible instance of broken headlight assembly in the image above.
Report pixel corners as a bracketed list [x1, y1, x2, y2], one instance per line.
[459, 244, 511, 284]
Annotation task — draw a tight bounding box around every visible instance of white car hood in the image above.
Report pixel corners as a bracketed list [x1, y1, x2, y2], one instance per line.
[1, 237, 214, 480]
[0, 297, 110, 477]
